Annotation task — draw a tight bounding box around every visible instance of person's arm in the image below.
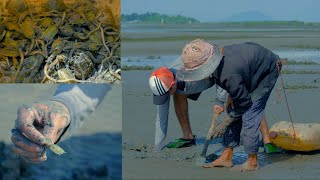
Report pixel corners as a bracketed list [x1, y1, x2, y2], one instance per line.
[50, 84, 111, 136]
[217, 85, 235, 114]
[213, 85, 228, 114]
[223, 74, 252, 119]
[212, 74, 252, 138]
[154, 97, 170, 152]
[216, 85, 227, 106]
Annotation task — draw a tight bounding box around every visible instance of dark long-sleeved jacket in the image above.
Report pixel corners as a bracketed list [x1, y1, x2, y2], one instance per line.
[213, 42, 279, 118]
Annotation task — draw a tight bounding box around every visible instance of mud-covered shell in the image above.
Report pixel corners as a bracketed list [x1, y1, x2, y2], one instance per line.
[41, 25, 58, 41]
[68, 13, 85, 25]
[59, 25, 74, 37]
[20, 55, 43, 70]
[114, 47, 120, 57]
[49, 144, 66, 155]
[89, 31, 102, 44]
[43, 0, 66, 12]
[5, 0, 26, 14]
[86, 43, 101, 51]
[71, 52, 94, 80]
[86, 10, 96, 22]
[3, 21, 20, 32]
[0, 37, 20, 57]
[106, 35, 117, 43]
[3, 37, 19, 50]
[57, 68, 75, 80]
[0, 48, 19, 57]
[40, 17, 55, 28]
[20, 17, 35, 39]
[50, 37, 64, 54]
[17, 39, 28, 49]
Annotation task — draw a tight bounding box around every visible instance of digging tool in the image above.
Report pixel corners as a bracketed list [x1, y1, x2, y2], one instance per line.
[195, 106, 220, 166]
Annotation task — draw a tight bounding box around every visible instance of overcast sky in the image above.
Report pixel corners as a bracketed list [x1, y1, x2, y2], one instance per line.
[122, 0, 320, 22]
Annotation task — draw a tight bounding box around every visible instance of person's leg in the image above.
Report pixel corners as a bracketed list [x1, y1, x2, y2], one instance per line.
[173, 93, 194, 139]
[260, 115, 282, 153]
[203, 147, 233, 168]
[233, 94, 270, 171]
[203, 118, 242, 168]
[233, 113, 262, 171]
[260, 115, 270, 144]
[233, 63, 281, 171]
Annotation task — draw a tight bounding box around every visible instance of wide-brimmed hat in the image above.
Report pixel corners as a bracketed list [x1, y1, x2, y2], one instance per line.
[176, 39, 223, 81]
[149, 66, 175, 105]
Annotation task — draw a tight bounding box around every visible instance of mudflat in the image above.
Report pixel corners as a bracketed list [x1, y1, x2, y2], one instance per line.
[122, 23, 320, 179]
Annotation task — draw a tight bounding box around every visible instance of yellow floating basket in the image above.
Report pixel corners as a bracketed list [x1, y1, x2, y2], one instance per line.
[269, 121, 320, 152]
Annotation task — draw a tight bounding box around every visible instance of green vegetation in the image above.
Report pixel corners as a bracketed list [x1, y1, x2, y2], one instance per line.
[282, 59, 319, 65]
[121, 12, 200, 24]
[121, 35, 263, 42]
[122, 65, 154, 71]
[122, 12, 320, 27]
[206, 21, 320, 27]
[282, 70, 320, 74]
[280, 45, 320, 50]
[284, 85, 318, 90]
[145, 56, 161, 59]
[127, 59, 140, 62]
[126, 56, 160, 62]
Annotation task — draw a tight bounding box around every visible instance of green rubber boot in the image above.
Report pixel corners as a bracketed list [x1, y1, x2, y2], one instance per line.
[166, 136, 196, 148]
[264, 143, 282, 154]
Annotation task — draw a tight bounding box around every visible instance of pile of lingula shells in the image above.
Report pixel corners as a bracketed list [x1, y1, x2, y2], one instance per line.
[0, 0, 120, 83]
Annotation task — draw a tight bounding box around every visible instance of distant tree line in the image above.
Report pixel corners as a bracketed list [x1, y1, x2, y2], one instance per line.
[121, 12, 200, 24]
[211, 21, 315, 25]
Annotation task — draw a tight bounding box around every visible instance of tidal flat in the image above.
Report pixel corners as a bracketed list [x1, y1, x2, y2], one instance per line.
[122, 23, 320, 180]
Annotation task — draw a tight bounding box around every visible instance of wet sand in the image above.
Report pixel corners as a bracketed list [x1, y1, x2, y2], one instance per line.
[122, 70, 320, 179]
[0, 85, 122, 180]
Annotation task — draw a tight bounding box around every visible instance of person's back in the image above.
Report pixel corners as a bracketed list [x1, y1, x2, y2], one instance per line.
[219, 42, 279, 93]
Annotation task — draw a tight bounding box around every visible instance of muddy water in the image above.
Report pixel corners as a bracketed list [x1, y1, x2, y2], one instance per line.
[0, 85, 122, 180]
[122, 70, 320, 179]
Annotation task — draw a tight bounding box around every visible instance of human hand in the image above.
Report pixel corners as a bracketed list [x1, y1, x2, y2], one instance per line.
[214, 105, 224, 114]
[212, 116, 234, 138]
[11, 101, 70, 164]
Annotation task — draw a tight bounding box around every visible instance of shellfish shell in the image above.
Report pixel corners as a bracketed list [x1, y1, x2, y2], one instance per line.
[70, 52, 94, 80]
[57, 68, 75, 81]
[20, 17, 35, 39]
[5, 0, 26, 14]
[49, 144, 66, 155]
[43, 0, 66, 12]
[41, 25, 58, 42]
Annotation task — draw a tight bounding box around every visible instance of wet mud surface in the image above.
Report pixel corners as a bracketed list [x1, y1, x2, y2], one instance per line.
[1, 133, 121, 180]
